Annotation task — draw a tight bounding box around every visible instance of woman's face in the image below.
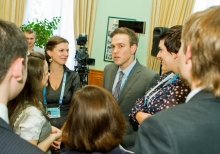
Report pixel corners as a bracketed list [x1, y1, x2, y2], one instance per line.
[41, 60, 50, 88]
[157, 39, 178, 72]
[47, 42, 69, 65]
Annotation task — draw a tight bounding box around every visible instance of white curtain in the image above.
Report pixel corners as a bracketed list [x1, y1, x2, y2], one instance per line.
[23, 0, 76, 70]
[193, 0, 220, 13]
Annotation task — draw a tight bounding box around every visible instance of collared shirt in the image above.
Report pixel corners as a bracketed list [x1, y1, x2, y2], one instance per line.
[185, 87, 205, 103]
[0, 102, 9, 124]
[32, 46, 45, 54]
[112, 59, 137, 92]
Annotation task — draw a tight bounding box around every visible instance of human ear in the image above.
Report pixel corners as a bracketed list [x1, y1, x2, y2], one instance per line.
[11, 58, 25, 82]
[46, 50, 52, 57]
[185, 44, 192, 64]
[131, 44, 137, 54]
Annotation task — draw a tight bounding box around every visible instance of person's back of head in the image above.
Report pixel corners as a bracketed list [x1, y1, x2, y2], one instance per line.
[110, 27, 139, 46]
[62, 85, 126, 153]
[0, 20, 27, 105]
[181, 6, 220, 97]
[0, 20, 28, 84]
[160, 25, 182, 54]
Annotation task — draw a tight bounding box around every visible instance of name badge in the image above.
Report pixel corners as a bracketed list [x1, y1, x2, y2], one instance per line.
[46, 107, 61, 118]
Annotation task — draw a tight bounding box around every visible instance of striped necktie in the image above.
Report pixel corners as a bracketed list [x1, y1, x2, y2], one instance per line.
[113, 71, 124, 100]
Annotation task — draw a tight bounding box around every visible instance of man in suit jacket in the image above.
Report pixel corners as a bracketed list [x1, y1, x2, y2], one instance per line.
[103, 27, 159, 151]
[0, 19, 44, 154]
[135, 6, 220, 154]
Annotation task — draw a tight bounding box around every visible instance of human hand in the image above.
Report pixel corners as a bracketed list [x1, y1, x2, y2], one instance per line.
[50, 140, 61, 150]
[50, 126, 62, 150]
[136, 111, 152, 124]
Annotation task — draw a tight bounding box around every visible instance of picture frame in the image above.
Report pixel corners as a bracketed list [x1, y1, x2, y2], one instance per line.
[104, 16, 136, 62]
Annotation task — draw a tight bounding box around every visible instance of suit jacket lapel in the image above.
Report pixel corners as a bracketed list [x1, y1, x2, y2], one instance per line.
[109, 65, 118, 91]
[118, 61, 141, 103]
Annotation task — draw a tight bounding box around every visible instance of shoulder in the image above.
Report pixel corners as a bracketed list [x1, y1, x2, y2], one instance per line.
[134, 60, 159, 76]
[64, 65, 79, 77]
[104, 63, 117, 70]
[146, 102, 192, 124]
[24, 106, 43, 116]
[0, 119, 44, 154]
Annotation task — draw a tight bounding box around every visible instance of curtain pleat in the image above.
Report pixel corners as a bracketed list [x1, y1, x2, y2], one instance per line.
[0, 0, 26, 27]
[74, 0, 98, 56]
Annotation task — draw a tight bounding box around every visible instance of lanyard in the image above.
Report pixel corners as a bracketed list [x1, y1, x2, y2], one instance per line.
[43, 72, 67, 105]
[144, 73, 179, 106]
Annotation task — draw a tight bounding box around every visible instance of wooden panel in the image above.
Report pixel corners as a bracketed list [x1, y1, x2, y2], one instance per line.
[88, 69, 103, 87]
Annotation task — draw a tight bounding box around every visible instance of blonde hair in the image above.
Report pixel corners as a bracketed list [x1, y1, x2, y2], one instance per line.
[182, 6, 220, 97]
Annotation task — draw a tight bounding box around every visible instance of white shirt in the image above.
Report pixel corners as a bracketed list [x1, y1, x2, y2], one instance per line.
[0, 102, 9, 124]
[185, 87, 205, 103]
[112, 59, 137, 92]
[13, 106, 47, 140]
[33, 46, 45, 55]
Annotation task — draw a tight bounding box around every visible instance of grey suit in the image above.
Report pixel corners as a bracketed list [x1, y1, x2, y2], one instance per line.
[103, 60, 159, 151]
[0, 118, 44, 154]
[135, 91, 220, 154]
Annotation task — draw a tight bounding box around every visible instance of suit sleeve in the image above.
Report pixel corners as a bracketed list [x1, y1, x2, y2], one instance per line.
[102, 66, 107, 87]
[134, 116, 175, 154]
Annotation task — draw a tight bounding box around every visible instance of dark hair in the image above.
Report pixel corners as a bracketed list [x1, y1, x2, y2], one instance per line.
[110, 27, 139, 46]
[160, 25, 182, 54]
[8, 52, 49, 121]
[0, 19, 27, 84]
[62, 85, 126, 152]
[45, 36, 69, 64]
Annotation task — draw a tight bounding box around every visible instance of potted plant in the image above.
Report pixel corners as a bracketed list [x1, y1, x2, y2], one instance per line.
[20, 17, 61, 48]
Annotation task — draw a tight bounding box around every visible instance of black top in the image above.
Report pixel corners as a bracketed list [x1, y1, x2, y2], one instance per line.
[46, 65, 81, 128]
[61, 145, 133, 154]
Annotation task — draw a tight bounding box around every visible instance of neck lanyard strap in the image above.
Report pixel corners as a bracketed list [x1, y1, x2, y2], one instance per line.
[166, 74, 180, 86]
[43, 72, 67, 105]
[144, 73, 175, 106]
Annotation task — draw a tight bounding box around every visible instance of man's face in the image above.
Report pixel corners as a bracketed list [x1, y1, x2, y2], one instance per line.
[111, 34, 136, 70]
[24, 32, 36, 48]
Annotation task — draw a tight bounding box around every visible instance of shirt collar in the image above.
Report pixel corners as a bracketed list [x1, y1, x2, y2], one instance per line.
[185, 87, 205, 103]
[118, 59, 136, 77]
[0, 102, 9, 124]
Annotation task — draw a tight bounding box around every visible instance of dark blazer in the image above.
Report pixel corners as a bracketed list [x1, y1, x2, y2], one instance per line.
[0, 118, 44, 154]
[103, 60, 159, 151]
[135, 91, 220, 154]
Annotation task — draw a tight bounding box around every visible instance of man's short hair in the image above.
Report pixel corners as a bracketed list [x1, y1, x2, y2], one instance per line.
[24, 29, 36, 35]
[160, 25, 182, 54]
[0, 19, 28, 83]
[110, 27, 139, 46]
[182, 6, 220, 97]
